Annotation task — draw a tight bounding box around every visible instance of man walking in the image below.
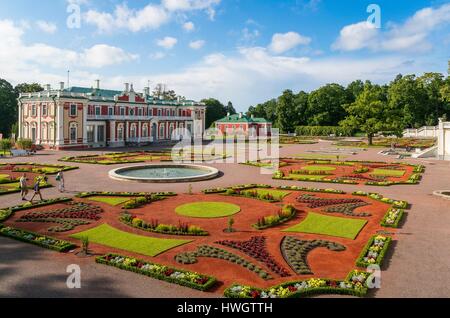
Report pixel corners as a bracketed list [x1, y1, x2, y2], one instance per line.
[19, 173, 28, 201]
[30, 177, 44, 202]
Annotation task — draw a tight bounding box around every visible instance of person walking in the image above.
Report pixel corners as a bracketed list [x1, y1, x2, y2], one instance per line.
[30, 177, 44, 202]
[56, 171, 65, 193]
[19, 173, 28, 201]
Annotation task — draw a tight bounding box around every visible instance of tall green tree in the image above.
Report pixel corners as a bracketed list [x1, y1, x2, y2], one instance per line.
[340, 84, 402, 145]
[225, 101, 237, 115]
[15, 83, 43, 94]
[0, 79, 17, 138]
[248, 99, 277, 124]
[418, 72, 446, 125]
[346, 80, 365, 102]
[292, 91, 309, 126]
[306, 84, 350, 126]
[276, 89, 297, 133]
[202, 98, 228, 128]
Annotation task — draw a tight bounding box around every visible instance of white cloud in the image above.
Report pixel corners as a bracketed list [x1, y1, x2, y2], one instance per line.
[157, 36, 178, 49]
[85, 3, 169, 33]
[36, 20, 57, 34]
[332, 21, 378, 51]
[189, 40, 205, 50]
[149, 52, 166, 60]
[333, 3, 450, 52]
[81, 44, 139, 68]
[183, 21, 195, 32]
[268, 32, 311, 54]
[162, 0, 220, 12]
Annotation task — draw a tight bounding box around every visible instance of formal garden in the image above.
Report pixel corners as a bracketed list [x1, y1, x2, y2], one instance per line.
[0, 183, 409, 297]
[59, 149, 229, 165]
[0, 162, 78, 195]
[243, 158, 424, 186]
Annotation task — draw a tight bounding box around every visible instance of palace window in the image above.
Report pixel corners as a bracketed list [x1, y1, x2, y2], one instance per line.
[42, 105, 48, 116]
[87, 126, 94, 143]
[69, 123, 77, 143]
[142, 125, 148, 138]
[117, 125, 124, 141]
[95, 106, 101, 116]
[108, 107, 113, 116]
[158, 109, 162, 117]
[120, 107, 125, 116]
[70, 104, 77, 117]
[159, 124, 165, 139]
[138, 108, 143, 116]
[31, 105, 37, 117]
[130, 109, 134, 116]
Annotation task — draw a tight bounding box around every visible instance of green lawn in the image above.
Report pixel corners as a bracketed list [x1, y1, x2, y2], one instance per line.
[372, 169, 406, 177]
[283, 212, 367, 239]
[294, 154, 348, 160]
[301, 165, 337, 172]
[87, 196, 133, 206]
[71, 224, 191, 257]
[175, 202, 241, 218]
[241, 188, 291, 200]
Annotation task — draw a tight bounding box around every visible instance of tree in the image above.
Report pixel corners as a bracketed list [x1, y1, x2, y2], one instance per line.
[0, 79, 17, 138]
[225, 101, 236, 115]
[276, 89, 297, 133]
[247, 99, 277, 124]
[202, 98, 228, 128]
[293, 91, 309, 126]
[340, 84, 402, 145]
[346, 80, 365, 102]
[306, 84, 350, 126]
[15, 83, 43, 94]
[0, 138, 12, 154]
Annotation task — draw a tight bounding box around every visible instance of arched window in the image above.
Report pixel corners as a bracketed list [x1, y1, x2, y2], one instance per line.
[159, 124, 165, 139]
[169, 124, 174, 139]
[130, 124, 137, 139]
[142, 124, 148, 138]
[117, 124, 124, 141]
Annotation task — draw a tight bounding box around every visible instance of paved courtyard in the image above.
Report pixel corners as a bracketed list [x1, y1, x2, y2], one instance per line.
[1, 140, 449, 298]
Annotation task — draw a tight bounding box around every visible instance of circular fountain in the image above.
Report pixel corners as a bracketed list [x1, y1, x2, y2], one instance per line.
[109, 164, 219, 183]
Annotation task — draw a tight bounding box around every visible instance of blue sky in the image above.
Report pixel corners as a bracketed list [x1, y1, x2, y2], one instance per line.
[0, 0, 449, 110]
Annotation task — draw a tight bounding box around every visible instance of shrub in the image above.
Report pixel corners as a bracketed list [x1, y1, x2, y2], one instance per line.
[16, 139, 33, 150]
[132, 218, 143, 227]
[295, 126, 354, 137]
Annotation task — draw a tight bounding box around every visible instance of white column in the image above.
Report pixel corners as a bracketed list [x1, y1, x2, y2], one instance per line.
[56, 105, 64, 146]
[18, 103, 23, 139]
[83, 104, 88, 144]
[110, 121, 116, 143]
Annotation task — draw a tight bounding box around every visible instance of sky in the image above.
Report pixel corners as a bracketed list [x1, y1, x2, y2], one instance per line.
[0, 0, 449, 111]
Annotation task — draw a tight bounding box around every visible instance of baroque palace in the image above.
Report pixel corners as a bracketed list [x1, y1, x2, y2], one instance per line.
[17, 81, 207, 150]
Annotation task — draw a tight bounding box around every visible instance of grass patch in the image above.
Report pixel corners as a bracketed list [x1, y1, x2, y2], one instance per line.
[71, 224, 191, 257]
[87, 196, 133, 206]
[301, 165, 337, 172]
[372, 169, 406, 177]
[283, 212, 367, 240]
[176, 202, 241, 218]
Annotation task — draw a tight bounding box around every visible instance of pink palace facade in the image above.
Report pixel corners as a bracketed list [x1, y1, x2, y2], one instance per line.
[17, 81, 206, 150]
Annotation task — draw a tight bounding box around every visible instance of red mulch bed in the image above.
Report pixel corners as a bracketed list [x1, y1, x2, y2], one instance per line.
[3, 190, 395, 293]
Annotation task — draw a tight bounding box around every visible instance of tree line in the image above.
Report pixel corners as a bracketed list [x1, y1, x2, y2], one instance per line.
[247, 64, 450, 144]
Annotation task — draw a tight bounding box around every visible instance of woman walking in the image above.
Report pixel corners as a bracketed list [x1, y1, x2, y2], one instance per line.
[19, 173, 28, 201]
[30, 177, 44, 202]
[56, 171, 65, 193]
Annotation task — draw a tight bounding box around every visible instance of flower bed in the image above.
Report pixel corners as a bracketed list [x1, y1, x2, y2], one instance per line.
[356, 235, 392, 268]
[16, 202, 103, 232]
[8, 197, 72, 213]
[0, 226, 76, 252]
[281, 236, 346, 275]
[215, 236, 290, 277]
[352, 191, 408, 209]
[175, 245, 273, 280]
[277, 185, 346, 194]
[76, 191, 176, 198]
[253, 205, 298, 229]
[224, 270, 370, 298]
[96, 253, 216, 291]
[380, 208, 404, 228]
[202, 184, 272, 194]
[120, 212, 209, 236]
[297, 194, 366, 209]
[323, 202, 371, 217]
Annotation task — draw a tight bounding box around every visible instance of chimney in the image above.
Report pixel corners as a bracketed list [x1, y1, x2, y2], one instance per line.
[44, 84, 51, 91]
[144, 87, 150, 96]
[59, 82, 65, 90]
[124, 83, 130, 93]
[95, 79, 100, 90]
[227, 112, 230, 117]
[130, 83, 135, 93]
[239, 112, 243, 119]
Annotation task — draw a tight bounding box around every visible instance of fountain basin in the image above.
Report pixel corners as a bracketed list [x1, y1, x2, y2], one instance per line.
[109, 164, 219, 183]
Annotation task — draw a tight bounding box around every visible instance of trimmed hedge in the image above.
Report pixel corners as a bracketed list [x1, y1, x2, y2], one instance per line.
[380, 208, 404, 228]
[0, 226, 76, 252]
[277, 185, 346, 194]
[76, 191, 176, 198]
[96, 253, 216, 291]
[356, 235, 392, 268]
[295, 126, 354, 137]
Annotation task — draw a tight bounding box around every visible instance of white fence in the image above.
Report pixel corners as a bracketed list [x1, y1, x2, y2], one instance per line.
[403, 126, 438, 138]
